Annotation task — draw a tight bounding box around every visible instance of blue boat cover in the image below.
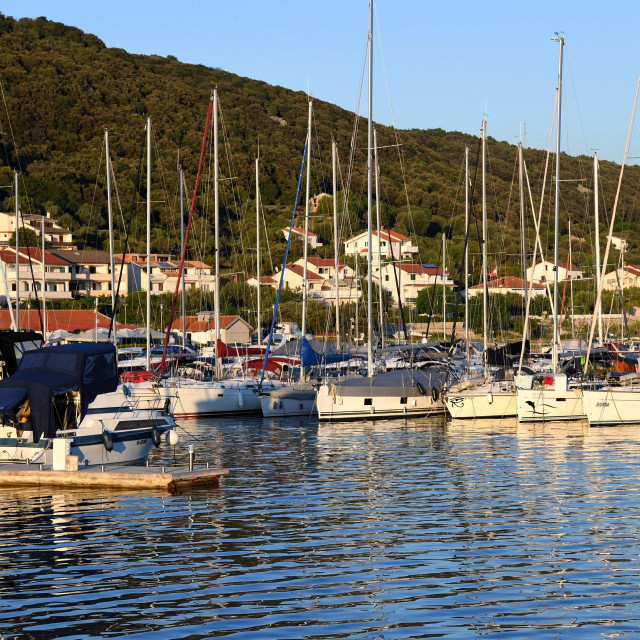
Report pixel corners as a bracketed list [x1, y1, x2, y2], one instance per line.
[299, 337, 353, 368]
[0, 387, 27, 412]
[0, 343, 118, 441]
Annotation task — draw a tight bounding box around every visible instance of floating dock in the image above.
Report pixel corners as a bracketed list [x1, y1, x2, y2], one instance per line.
[0, 463, 229, 492]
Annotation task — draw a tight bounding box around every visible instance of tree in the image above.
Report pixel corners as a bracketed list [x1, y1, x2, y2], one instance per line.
[9, 228, 39, 248]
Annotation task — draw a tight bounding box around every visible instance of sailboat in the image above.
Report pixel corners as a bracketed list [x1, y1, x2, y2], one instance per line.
[515, 36, 587, 423]
[260, 106, 319, 418]
[154, 90, 282, 418]
[444, 124, 519, 419]
[316, 0, 447, 421]
[581, 77, 640, 427]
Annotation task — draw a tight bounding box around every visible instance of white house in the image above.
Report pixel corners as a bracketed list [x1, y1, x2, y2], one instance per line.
[372, 262, 455, 307]
[468, 276, 545, 298]
[0, 247, 73, 302]
[526, 260, 583, 284]
[602, 265, 640, 291]
[52, 249, 127, 297]
[611, 236, 629, 252]
[272, 263, 324, 292]
[250, 258, 361, 305]
[294, 257, 355, 282]
[344, 227, 419, 259]
[168, 313, 252, 345]
[0, 210, 75, 249]
[125, 256, 215, 295]
[282, 226, 323, 249]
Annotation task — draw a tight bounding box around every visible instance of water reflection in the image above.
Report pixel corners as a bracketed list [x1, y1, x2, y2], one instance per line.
[2, 416, 640, 637]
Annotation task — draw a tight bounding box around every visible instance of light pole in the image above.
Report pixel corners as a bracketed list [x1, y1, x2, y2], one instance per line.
[160, 303, 164, 334]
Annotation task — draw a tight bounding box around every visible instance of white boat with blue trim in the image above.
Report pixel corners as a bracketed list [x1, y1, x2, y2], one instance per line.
[0, 343, 176, 466]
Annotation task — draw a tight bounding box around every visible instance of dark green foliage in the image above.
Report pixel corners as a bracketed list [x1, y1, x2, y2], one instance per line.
[3, 14, 640, 337]
[9, 227, 39, 247]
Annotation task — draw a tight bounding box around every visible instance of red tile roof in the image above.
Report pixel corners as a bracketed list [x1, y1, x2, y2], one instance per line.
[0, 309, 111, 332]
[0, 250, 30, 265]
[284, 226, 318, 237]
[398, 263, 444, 275]
[18, 247, 70, 266]
[185, 260, 211, 270]
[307, 257, 346, 269]
[284, 263, 323, 280]
[375, 227, 412, 242]
[352, 227, 413, 243]
[623, 266, 640, 278]
[470, 276, 544, 290]
[167, 314, 248, 332]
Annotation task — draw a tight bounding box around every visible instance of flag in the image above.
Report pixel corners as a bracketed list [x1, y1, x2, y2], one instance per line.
[489, 266, 498, 278]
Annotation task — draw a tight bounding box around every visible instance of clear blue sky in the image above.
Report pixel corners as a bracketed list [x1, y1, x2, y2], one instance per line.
[10, 1, 640, 163]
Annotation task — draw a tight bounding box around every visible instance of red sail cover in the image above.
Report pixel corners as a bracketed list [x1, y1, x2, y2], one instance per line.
[216, 339, 267, 358]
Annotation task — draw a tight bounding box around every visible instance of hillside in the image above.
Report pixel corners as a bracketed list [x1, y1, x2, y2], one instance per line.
[0, 12, 639, 291]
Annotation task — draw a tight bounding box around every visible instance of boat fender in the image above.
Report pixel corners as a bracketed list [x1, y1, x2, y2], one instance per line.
[416, 382, 427, 396]
[487, 391, 493, 405]
[431, 386, 439, 402]
[163, 398, 171, 415]
[151, 426, 162, 448]
[166, 429, 179, 446]
[237, 390, 244, 408]
[102, 430, 114, 452]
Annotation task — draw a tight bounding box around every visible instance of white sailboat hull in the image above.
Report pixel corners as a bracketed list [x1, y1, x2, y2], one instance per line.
[317, 370, 446, 421]
[583, 388, 640, 426]
[156, 379, 264, 418]
[444, 386, 517, 419]
[260, 385, 317, 417]
[516, 386, 585, 422]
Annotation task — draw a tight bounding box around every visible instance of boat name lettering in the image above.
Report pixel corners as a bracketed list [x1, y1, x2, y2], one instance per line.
[136, 439, 148, 445]
[595, 402, 610, 408]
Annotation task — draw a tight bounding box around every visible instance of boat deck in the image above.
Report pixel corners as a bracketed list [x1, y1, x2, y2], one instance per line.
[0, 463, 229, 493]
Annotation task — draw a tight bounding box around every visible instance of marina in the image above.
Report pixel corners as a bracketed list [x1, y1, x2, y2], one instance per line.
[3, 0, 640, 636]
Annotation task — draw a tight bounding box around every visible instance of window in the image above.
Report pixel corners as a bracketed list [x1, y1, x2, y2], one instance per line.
[410, 274, 416, 281]
[364, 398, 372, 405]
[89, 266, 97, 274]
[400, 397, 407, 404]
[385, 275, 389, 282]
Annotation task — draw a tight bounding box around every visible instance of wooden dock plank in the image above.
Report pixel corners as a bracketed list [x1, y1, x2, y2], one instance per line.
[0, 464, 229, 491]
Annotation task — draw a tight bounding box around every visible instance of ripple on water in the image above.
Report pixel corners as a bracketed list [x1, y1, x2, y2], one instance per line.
[2, 417, 640, 638]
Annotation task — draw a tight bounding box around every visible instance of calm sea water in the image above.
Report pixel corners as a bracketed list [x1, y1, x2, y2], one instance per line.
[2, 416, 640, 639]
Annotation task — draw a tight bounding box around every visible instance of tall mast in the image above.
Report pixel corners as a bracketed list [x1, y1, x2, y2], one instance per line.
[442, 231, 446, 339]
[464, 146, 470, 369]
[255, 156, 261, 345]
[481, 119, 488, 381]
[552, 35, 564, 373]
[14, 171, 19, 332]
[301, 99, 312, 338]
[105, 129, 116, 346]
[41, 216, 46, 339]
[180, 166, 186, 348]
[374, 127, 384, 348]
[366, 0, 374, 377]
[518, 141, 528, 337]
[594, 152, 603, 345]
[332, 140, 341, 349]
[213, 88, 221, 379]
[146, 117, 151, 372]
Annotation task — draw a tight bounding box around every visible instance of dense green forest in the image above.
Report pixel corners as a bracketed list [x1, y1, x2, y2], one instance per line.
[2, 13, 640, 336]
